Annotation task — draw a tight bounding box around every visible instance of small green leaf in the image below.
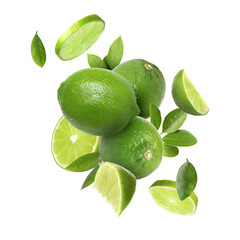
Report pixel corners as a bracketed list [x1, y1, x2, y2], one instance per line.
[150, 104, 161, 130]
[106, 36, 123, 69]
[103, 55, 109, 68]
[87, 54, 108, 69]
[163, 144, 179, 157]
[162, 108, 187, 133]
[31, 31, 46, 67]
[66, 152, 100, 172]
[163, 130, 197, 147]
[81, 164, 100, 190]
[176, 159, 197, 200]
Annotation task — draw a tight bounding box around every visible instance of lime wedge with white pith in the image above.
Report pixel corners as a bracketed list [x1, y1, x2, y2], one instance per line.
[51, 116, 100, 169]
[172, 70, 209, 115]
[94, 162, 136, 216]
[149, 180, 198, 215]
[55, 14, 105, 61]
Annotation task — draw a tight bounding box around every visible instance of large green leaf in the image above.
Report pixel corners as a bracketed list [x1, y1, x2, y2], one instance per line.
[66, 152, 100, 172]
[81, 164, 100, 190]
[176, 159, 197, 200]
[31, 31, 46, 67]
[106, 36, 123, 69]
[162, 108, 187, 133]
[163, 130, 197, 147]
[150, 104, 161, 130]
[87, 54, 107, 69]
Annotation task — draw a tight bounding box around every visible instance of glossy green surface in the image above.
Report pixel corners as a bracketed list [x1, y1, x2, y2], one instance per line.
[150, 104, 161, 130]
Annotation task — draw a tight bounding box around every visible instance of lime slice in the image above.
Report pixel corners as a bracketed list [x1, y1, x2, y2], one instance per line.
[172, 70, 209, 115]
[93, 162, 136, 216]
[55, 14, 105, 60]
[51, 116, 100, 169]
[149, 180, 198, 215]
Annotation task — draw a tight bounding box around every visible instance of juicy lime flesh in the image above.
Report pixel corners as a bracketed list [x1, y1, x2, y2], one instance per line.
[94, 163, 121, 214]
[57, 21, 104, 60]
[100, 117, 163, 179]
[150, 180, 198, 215]
[184, 72, 209, 115]
[51, 117, 99, 168]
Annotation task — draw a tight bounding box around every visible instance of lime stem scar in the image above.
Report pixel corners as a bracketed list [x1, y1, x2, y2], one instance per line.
[144, 149, 152, 160]
[144, 64, 153, 71]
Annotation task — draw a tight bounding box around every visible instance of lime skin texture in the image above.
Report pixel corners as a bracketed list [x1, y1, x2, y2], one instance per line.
[99, 116, 163, 179]
[58, 68, 140, 136]
[113, 59, 166, 118]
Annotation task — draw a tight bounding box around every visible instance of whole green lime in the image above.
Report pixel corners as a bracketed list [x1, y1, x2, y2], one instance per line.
[58, 68, 140, 136]
[113, 59, 165, 118]
[99, 116, 163, 179]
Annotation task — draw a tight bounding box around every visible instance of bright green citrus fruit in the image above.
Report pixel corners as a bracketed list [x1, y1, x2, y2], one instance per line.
[51, 116, 100, 169]
[55, 14, 105, 61]
[58, 68, 140, 136]
[93, 162, 136, 216]
[100, 116, 163, 179]
[149, 180, 198, 215]
[114, 59, 165, 118]
[172, 70, 209, 115]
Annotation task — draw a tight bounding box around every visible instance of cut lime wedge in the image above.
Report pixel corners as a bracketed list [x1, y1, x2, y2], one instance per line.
[51, 116, 100, 169]
[94, 162, 136, 216]
[172, 70, 209, 115]
[55, 14, 105, 60]
[149, 180, 198, 215]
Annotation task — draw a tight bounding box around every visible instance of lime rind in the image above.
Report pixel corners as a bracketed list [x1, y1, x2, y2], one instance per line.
[51, 116, 100, 169]
[55, 14, 105, 60]
[149, 180, 198, 215]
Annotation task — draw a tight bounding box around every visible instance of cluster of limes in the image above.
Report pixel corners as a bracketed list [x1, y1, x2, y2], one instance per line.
[45, 14, 209, 216]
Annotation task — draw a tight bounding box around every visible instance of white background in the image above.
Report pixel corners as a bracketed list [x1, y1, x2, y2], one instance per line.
[1, 0, 240, 239]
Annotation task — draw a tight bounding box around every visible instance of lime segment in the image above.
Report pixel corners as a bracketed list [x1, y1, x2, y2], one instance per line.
[55, 14, 105, 60]
[172, 70, 209, 115]
[51, 116, 100, 169]
[94, 162, 136, 216]
[149, 180, 198, 215]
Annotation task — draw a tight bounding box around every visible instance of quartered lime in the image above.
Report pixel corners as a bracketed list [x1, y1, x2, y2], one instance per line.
[51, 116, 100, 169]
[55, 14, 105, 60]
[172, 70, 209, 115]
[93, 162, 136, 216]
[149, 180, 198, 215]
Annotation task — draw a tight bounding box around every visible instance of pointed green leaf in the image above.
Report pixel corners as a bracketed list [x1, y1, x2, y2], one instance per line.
[87, 54, 108, 69]
[150, 104, 161, 130]
[65, 152, 100, 172]
[106, 36, 123, 69]
[176, 159, 197, 200]
[162, 108, 187, 133]
[103, 55, 110, 68]
[163, 144, 179, 157]
[81, 164, 100, 190]
[163, 130, 197, 147]
[31, 31, 46, 67]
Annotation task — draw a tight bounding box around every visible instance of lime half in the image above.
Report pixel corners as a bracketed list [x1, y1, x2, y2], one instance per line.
[149, 180, 198, 215]
[94, 162, 136, 216]
[172, 70, 209, 115]
[55, 14, 105, 60]
[51, 116, 100, 169]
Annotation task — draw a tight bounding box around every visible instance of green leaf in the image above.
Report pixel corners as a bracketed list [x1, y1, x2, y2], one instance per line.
[163, 130, 197, 147]
[162, 108, 187, 133]
[150, 104, 161, 130]
[87, 54, 108, 69]
[176, 159, 197, 200]
[163, 144, 179, 157]
[81, 164, 100, 190]
[106, 36, 123, 69]
[103, 55, 109, 68]
[31, 31, 46, 67]
[65, 152, 100, 172]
